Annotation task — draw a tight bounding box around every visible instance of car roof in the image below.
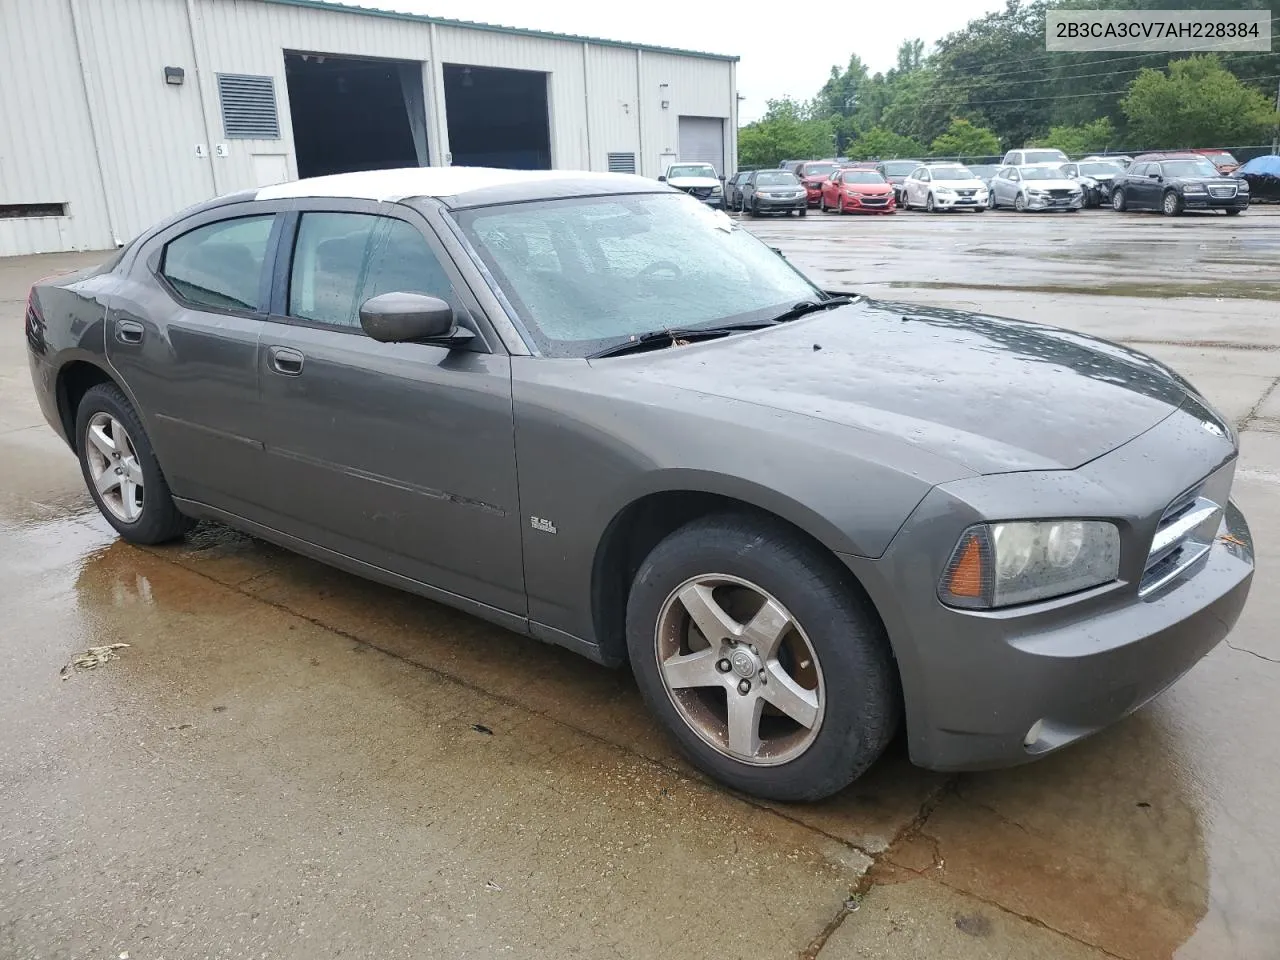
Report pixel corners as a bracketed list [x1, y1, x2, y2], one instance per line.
[255, 166, 664, 208]
[1133, 152, 1200, 161]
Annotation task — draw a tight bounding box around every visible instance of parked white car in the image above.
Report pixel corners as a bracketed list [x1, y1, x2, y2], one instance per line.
[660, 162, 724, 208]
[1001, 148, 1069, 166]
[901, 164, 989, 212]
[989, 164, 1084, 212]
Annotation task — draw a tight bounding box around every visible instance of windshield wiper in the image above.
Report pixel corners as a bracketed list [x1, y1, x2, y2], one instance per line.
[769, 296, 854, 323]
[587, 321, 776, 359]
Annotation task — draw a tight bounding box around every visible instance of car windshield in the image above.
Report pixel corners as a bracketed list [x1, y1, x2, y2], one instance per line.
[666, 165, 716, 179]
[843, 172, 886, 184]
[1019, 167, 1063, 180]
[800, 163, 837, 177]
[1162, 159, 1219, 177]
[1022, 150, 1066, 164]
[881, 161, 917, 176]
[1079, 161, 1124, 175]
[756, 171, 800, 185]
[455, 193, 821, 358]
[967, 165, 997, 177]
[930, 167, 975, 181]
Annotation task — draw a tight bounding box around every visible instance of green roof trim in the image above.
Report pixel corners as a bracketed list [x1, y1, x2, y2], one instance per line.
[258, 0, 740, 61]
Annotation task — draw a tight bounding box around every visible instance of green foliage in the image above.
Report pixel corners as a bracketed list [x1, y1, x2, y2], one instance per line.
[1121, 55, 1280, 149]
[847, 127, 924, 160]
[929, 119, 1002, 158]
[1031, 118, 1116, 155]
[737, 99, 834, 169]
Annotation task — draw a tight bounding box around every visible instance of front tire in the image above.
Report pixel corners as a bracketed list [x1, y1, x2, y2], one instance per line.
[925, 192, 936, 213]
[1112, 188, 1127, 212]
[798, 207, 807, 217]
[75, 383, 192, 544]
[1014, 193, 1027, 212]
[1225, 208, 1243, 216]
[625, 513, 899, 802]
[1162, 190, 1183, 217]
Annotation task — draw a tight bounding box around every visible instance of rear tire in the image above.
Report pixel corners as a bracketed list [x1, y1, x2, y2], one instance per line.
[625, 513, 899, 802]
[75, 383, 193, 545]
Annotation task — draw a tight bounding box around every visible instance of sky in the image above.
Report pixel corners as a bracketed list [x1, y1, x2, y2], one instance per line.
[346, 0, 1007, 122]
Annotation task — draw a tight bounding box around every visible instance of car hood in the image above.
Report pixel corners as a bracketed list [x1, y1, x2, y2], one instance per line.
[934, 179, 988, 191]
[614, 300, 1187, 475]
[1024, 178, 1079, 190]
[1174, 176, 1243, 187]
[667, 176, 721, 189]
[845, 183, 893, 193]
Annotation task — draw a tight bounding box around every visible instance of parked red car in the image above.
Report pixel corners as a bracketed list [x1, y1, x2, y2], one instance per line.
[1192, 148, 1241, 174]
[788, 160, 840, 206]
[820, 169, 896, 213]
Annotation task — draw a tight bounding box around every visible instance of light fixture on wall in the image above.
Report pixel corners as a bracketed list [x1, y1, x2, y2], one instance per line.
[164, 66, 185, 86]
[659, 82, 670, 109]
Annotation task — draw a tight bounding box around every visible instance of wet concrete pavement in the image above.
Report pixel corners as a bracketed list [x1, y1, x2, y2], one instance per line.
[3, 208, 1279, 959]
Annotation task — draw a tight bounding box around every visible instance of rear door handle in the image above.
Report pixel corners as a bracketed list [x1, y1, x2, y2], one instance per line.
[268, 345, 304, 376]
[116, 319, 144, 344]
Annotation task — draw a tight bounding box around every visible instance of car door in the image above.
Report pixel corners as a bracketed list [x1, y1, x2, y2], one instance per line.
[255, 202, 525, 615]
[743, 173, 758, 208]
[914, 168, 932, 204]
[107, 207, 282, 515]
[824, 171, 841, 207]
[1006, 168, 1023, 204]
[1131, 163, 1157, 207]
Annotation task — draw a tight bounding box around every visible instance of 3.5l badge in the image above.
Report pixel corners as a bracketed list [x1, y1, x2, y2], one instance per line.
[530, 516, 558, 534]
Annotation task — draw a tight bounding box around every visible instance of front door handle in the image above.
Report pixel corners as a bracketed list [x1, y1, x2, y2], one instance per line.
[116, 319, 144, 344]
[268, 345, 304, 376]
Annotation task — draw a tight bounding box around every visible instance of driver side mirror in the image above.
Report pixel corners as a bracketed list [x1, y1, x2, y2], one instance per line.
[359, 292, 467, 345]
[1148, 172, 1161, 180]
[657, 175, 667, 182]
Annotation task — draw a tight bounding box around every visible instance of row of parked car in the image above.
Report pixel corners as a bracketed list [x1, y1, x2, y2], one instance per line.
[666, 147, 1255, 218]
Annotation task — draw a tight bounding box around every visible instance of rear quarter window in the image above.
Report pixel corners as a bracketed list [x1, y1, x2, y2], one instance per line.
[160, 215, 275, 312]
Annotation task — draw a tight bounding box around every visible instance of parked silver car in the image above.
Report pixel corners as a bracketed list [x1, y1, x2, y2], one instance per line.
[25, 168, 1253, 801]
[990, 164, 1084, 212]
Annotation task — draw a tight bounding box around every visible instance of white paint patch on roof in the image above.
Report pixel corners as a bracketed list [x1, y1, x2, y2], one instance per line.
[255, 167, 644, 202]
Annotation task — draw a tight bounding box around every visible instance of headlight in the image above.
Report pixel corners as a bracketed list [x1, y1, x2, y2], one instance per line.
[711, 185, 723, 194]
[935, 187, 955, 195]
[1027, 189, 1046, 196]
[938, 520, 1120, 609]
[1239, 182, 1250, 191]
[1183, 184, 1206, 193]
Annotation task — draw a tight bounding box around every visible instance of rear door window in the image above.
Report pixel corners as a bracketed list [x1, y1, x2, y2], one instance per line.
[287, 212, 458, 330]
[161, 215, 275, 312]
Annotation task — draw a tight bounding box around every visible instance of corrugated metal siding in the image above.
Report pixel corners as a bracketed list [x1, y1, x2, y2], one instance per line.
[74, 0, 218, 245]
[641, 52, 733, 175]
[0, 0, 114, 254]
[586, 46, 640, 174]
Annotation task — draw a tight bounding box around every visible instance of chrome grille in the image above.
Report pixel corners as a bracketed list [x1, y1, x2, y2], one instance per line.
[1139, 461, 1235, 597]
[1208, 185, 1237, 198]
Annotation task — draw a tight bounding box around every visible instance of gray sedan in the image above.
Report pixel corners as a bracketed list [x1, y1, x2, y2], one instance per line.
[25, 168, 1253, 801]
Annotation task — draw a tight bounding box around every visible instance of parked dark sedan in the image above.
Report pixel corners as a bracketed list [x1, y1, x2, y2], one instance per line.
[876, 159, 922, 205]
[740, 169, 808, 216]
[1111, 154, 1250, 215]
[26, 168, 1253, 802]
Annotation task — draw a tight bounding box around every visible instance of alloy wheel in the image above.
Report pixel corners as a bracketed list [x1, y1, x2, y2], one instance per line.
[84, 412, 144, 523]
[1112, 190, 1125, 212]
[653, 573, 825, 766]
[1015, 193, 1027, 212]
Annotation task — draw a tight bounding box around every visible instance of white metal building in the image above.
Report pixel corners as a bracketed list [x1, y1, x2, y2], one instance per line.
[0, 0, 738, 256]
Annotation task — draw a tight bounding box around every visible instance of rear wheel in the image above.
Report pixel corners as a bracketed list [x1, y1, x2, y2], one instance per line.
[75, 383, 192, 544]
[626, 513, 899, 802]
[1162, 190, 1183, 216]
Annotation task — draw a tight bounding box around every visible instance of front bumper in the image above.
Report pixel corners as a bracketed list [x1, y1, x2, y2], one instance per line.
[932, 193, 988, 209]
[752, 195, 808, 212]
[1024, 193, 1083, 211]
[840, 193, 896, 213]
[843, 402, 1253, 771]
[1182, 191, 1249, 211]
[804, 186, 824, 206]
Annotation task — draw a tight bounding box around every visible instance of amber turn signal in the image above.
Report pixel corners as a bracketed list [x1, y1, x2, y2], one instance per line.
[939, 527, 994, 609]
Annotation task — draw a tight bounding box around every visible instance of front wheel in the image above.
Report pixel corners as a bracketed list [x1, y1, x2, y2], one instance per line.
[925, 192, 936, 213]
[1162, 190, 1183, 217]
[1014, 193, 1027, 212]
[626, 514, 899, 802]
[1226, 208, 1243, 216]
[75, 382, 193, 544]
[1112, 189, 1127, 212]
[819, 196, 828, 212]
[798, 207, 807, 217]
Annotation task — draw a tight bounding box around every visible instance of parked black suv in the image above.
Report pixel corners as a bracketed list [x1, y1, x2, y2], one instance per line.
[1111, 153, 1250, 216]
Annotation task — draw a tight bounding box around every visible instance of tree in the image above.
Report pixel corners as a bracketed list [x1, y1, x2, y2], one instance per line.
[1122, 55, 1280, 149]
[737, 98, 834, 169]
[929, 118, 1001, 158]
[1031, 117, 1115, 155]
[847, 127, 924, 160]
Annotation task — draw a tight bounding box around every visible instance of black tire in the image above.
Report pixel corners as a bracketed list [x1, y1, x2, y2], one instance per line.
[75, 382, 193, 545]
[1162, 190, 1183, 217]
[819, 196, 827, 212]
[925, 192, 936, 213]
[1112, 188, 1127, 212]
[625, 513, 899, 802]
[750, 200, 759, 217]
[1014, 193, 1027, 212]
[1225, 208, 1243, 216]
[798, 207, 807, 217]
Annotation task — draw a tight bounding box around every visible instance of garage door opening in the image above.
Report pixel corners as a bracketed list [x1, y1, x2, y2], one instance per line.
[443, 64, 551, 169]
[678, 116, 726, 176]
[284, 52, 429, 179]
